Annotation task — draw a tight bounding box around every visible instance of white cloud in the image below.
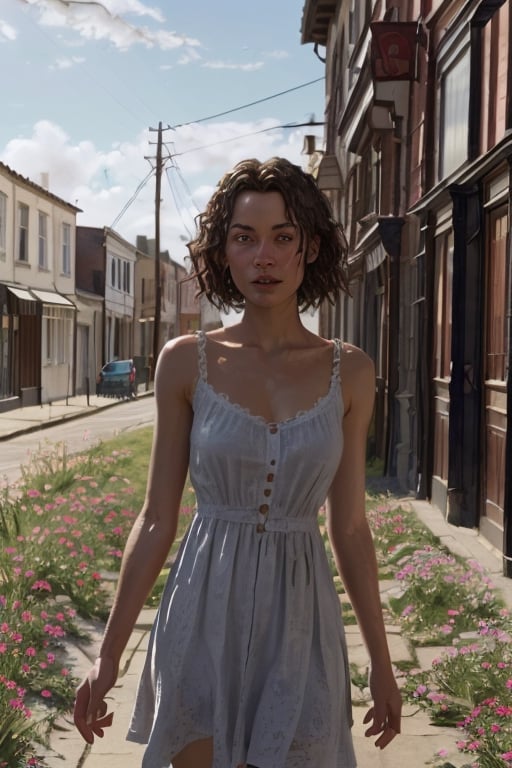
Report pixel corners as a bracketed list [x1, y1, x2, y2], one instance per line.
[23, 0, 200, 51]
[263, 50, 289, 60]
[51, 55, 86, 69]
[175, 48, 202, 66]
[0, 118, 322, 264]
[0, 19, 17, 41]
[202, 60, 264, 72]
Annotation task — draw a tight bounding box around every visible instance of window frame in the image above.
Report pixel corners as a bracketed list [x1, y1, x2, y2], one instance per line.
[0, 192, 6, 262]
[62, 222, 71, 275]
[38, 211, 48, 270]
[17, 203, 29, 263]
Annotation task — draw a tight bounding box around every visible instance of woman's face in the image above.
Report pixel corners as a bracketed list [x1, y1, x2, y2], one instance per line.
[225, 190, 316, 308]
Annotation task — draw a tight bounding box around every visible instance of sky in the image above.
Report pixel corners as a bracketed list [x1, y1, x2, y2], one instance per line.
[0, 0, 326, 265]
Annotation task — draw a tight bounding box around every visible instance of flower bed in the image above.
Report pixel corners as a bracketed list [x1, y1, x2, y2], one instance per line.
[367, 498, 512, 768]
[0, 443, 138, 767]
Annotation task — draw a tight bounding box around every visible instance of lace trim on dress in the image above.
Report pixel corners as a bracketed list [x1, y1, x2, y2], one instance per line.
[196, 329, 208, 381]
[194, 332, 343, 428]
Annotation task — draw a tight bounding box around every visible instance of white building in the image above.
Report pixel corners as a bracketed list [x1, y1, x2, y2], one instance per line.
[0, 163, 79, 409]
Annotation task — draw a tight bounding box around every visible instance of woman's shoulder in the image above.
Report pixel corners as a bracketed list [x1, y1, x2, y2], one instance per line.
[155, 333, 202, 402]
[338, 341, 374, 371]
[337, 342, 375, 410]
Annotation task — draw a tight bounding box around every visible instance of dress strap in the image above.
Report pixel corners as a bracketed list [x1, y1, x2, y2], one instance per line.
[331, 338, 342, 382]
[196, 329, 208, 381]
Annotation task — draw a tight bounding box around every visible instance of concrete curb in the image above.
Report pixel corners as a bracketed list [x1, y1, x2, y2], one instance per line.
[0, 389, 154, 441]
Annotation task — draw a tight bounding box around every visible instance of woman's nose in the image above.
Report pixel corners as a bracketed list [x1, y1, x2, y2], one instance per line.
[253, 241, 275, 267]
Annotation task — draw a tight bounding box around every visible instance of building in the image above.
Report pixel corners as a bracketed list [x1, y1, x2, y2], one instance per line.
[134, 236, 184, 369]
[76, 226, 136, 386]
[301, 0, 512, 570]
[0, 163, 78, 410]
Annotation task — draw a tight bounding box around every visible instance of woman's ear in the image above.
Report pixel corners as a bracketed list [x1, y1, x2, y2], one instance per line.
[306, 236, 320, 264]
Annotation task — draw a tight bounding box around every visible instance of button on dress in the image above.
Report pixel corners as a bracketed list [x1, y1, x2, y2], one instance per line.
[127, 332, 356, 768]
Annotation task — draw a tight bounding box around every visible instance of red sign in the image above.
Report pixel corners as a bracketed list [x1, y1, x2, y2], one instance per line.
[370, 22, 419, 81]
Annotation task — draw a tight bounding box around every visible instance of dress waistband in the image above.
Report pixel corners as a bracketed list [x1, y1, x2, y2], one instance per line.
[195, 505, 318, 532]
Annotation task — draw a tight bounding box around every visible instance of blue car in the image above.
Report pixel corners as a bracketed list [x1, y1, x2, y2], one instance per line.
[96, 359, 136, 399]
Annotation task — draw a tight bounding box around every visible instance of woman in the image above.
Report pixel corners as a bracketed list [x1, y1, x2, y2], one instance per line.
[74, 157, 401, 767]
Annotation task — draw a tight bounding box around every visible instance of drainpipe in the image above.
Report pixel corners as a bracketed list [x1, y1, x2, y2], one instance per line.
[378, 217, 404, 477]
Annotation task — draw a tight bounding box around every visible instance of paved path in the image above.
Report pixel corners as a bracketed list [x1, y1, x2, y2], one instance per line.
[1, 395, 510, 767]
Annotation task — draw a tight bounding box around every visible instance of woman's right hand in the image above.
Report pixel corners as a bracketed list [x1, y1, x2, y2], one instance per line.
[73, 656, 118, 744]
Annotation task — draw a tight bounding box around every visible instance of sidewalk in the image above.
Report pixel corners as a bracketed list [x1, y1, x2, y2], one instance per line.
[0, 397, 509, 767]
[0, 387, 152, 441]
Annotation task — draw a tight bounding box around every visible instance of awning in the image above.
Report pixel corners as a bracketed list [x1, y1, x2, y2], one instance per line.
[8, 286, 37, 302]
[5, 285, 38, 315]
[30, 289, 75, 308]
[316, 154, 344, 192]
[366, 243, 387, 273]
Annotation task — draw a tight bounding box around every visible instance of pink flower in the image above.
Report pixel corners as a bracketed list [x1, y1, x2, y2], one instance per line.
[31, 579, 52, 592]
[25, 647, 36, 657]
[26, 489, 41, 498]
[41, 689, 52, 698]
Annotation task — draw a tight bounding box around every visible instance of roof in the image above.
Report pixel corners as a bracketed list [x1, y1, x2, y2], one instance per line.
[301, 0, 337, 46]
[0, 161, 82, 213]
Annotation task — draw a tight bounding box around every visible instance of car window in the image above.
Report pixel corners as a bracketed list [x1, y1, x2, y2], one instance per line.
[104, 361, 131, 373]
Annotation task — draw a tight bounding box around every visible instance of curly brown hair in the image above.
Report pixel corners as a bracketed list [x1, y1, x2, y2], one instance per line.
[187, 157, 349, 312]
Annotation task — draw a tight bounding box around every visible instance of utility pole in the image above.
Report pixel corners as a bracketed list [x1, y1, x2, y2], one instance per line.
[147, 122, 171, 378]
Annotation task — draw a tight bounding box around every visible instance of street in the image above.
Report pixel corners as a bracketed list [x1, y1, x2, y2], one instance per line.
[0, 397, 155, 486]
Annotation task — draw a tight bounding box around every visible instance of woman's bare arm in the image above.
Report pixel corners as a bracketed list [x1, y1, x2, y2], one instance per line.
[74, 336, 195, 743]
[327, 346, 401, 749]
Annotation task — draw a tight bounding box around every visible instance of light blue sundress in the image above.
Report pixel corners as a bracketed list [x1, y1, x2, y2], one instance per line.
[127, 331, 356, 768]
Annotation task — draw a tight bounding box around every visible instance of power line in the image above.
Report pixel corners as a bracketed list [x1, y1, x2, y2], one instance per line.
[110, 168, 154, 229]
[164, 166, 195, 240]
[171, 78, 325, 128]
[173, 120, 324, 157]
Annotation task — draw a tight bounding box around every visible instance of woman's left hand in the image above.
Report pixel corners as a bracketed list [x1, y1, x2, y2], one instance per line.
[363, 669, 402, 749]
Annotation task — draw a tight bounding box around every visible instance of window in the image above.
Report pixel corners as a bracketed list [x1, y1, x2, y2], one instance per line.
[438, 45, 470, 178]
[62, 223, 71, 275]
[117, 258, 121, 290]
[486, 207, 509, 382]
[480, 3, 509, 152]
[18, 203, 29, 262]
[433, 231, 454, 379]
[124, 262, 131, 294]
[111, 257, 116, 287]
[42, 306, 70, 365]
[38, 212, 48, 269]
[0, 193, 6, 261]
